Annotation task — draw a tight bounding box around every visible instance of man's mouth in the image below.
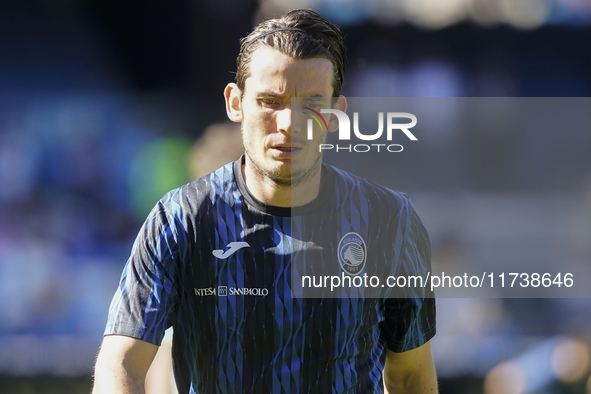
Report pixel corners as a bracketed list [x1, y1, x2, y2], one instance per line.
[271, 145, 303, 156]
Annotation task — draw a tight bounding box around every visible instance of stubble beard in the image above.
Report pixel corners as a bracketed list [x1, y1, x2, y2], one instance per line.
[246, 149, 323, 188]
[242, 126, 325, 189]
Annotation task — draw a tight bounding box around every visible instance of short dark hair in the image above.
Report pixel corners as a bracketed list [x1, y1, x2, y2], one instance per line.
[236, 9, 348, 97]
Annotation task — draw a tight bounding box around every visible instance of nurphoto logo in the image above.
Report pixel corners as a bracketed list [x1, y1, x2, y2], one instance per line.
[304, 108, 417, 153]
[302, 106, 327, 133]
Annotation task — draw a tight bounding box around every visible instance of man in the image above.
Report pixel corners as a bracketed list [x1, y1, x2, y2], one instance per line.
[93, 9, 437, 393]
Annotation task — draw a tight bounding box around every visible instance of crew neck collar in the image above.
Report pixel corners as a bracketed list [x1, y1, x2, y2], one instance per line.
[233, 155, 334, 216]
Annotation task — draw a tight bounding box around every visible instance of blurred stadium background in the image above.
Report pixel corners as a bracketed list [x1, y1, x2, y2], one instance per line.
[1, 0, 591, 393]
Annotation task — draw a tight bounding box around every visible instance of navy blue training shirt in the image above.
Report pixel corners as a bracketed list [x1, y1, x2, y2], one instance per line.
[105, 156, 436, 393]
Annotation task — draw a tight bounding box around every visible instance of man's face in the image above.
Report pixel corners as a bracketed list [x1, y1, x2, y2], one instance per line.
[238, 46, 334, 186]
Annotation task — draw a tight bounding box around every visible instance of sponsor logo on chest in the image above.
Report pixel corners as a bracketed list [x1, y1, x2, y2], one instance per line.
[194, 286, 269, 297]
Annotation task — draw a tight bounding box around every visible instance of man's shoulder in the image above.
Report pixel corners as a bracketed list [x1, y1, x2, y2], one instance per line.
[327, 164, 411, 208]
[159, 160, 237, 211]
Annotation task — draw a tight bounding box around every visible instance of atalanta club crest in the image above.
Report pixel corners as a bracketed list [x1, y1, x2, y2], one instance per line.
[338, 232, 366, 275]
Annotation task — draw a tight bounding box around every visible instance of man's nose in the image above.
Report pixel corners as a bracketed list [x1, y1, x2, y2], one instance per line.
[276, 106, 300, 134]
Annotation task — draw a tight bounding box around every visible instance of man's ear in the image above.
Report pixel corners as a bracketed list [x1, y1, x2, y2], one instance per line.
[224, 83, 243, 123]
[327, 95, 347, 132]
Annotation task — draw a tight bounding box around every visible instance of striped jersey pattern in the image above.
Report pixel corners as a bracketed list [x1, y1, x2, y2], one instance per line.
[105, 156, 436, 393]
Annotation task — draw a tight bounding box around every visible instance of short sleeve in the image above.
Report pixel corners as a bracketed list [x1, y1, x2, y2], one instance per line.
[104, 199, 181, 346]
[383, 199, 436, 352]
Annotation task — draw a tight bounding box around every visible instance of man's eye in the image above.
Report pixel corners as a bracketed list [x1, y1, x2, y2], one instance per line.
[304, 101, 327, 110]
[260, 99, 276, 105]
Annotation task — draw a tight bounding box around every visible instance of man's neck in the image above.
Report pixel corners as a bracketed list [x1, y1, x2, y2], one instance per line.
[242, 162, 323, 208]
